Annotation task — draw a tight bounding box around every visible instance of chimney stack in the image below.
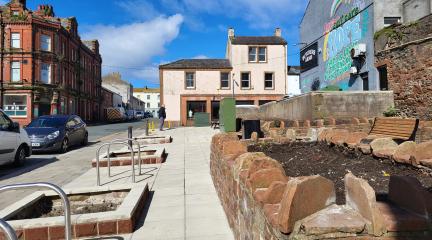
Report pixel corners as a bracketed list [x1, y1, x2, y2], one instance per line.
[228, 27, 235, 38]
[275, 28, 282, 37]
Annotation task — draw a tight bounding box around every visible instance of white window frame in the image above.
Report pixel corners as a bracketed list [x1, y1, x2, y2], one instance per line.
[41, 63, 52, 84]
[248, 47, 257, 62]
[3, 94, 27, 117]
[11, 33, 20, 49]
[249, 46, 267, 63]
[185, 72, 196, 89]
[258, 47, 267, 62]
[241, 72, 251, 89]
[264, 72, 275, 90]
[40, 34, 52, 52]
[220, 72, 230, 90]
[11, 61, 21, 82]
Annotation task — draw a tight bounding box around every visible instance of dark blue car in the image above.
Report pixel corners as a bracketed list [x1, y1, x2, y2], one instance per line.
[25, 115, 88, 153]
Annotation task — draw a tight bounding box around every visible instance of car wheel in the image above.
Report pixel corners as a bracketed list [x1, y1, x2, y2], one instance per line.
[13, 145, 27, 166]
[81, 132, 88, 146]
[60, 138, 68, 153]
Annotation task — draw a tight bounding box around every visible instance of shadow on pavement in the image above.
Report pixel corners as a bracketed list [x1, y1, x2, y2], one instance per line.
[0, 157, 58, 181]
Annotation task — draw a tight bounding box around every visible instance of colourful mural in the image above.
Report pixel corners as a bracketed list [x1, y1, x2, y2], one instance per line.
[322, 8, 369, 89]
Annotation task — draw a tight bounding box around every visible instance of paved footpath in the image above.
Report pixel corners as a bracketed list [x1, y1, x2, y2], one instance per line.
[128, 127, 234, 240]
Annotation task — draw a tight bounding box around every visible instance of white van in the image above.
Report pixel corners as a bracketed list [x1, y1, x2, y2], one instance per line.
[0, 109, 31, 166]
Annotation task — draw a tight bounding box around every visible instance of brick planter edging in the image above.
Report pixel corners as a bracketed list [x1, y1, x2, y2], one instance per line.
[210, 133, 432, 239]
[0, 185, 149, 240]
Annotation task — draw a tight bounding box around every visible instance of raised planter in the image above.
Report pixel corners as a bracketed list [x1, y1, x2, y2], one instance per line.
[133, 135, 172, 145]
[210, 133, 432, 239]
[92, 146, 166, 167]
[0, 185, 149, 239]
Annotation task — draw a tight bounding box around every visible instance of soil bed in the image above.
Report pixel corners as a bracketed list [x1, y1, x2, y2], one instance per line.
[9, 190, 129, 220]
[249, 142, 432, 205]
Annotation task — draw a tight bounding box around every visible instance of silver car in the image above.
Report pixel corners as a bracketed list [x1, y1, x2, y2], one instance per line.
[0, 109, 32, 166]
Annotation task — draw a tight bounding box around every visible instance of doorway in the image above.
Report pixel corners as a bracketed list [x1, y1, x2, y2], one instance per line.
[211, 101, 220, 120]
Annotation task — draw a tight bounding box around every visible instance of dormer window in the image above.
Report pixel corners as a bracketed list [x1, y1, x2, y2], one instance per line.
[248, 46, 267, 62]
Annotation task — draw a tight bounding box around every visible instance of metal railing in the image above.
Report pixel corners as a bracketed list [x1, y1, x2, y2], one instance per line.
[0, 218, 17, 240]
[109, 139, 142, 176]
[0, 183, 72, 240]
[96, 139, 142, 186]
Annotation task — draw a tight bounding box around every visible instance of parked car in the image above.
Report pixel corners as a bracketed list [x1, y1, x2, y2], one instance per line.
[0, 109, 31, 166]
[25, 115, 88, 153]
[126, 110, 136, 121]
[144, 111, 153, 119]
[136, 111, 144, 119]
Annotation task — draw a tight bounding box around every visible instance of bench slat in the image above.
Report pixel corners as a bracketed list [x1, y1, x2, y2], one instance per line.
[369, 117, 418, 141]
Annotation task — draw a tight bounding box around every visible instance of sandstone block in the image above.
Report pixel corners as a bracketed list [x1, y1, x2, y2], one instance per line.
[315, 119, 324, 128]
[412, 140, 432, 165]
[254, 181, 287, 205]
[264, 204, 280, 226]
[222, 140, 247, 158]
[285, 129, 296, 141]
[388, 176, 428, 217]
[317, 128, 329, 142]
[345, 173, 386, 236]
[330, 129, 350, 145]
[306, 128, 318, 142]
[326, 117, 336, 126]
[420, 159, 432, 168]
[246, 157, 285, 179]
[277, 175, 336, 234]
[303, 120, 311, 128]
[292, 120, 300, 128]
[352, 118, 360, 125]
[247, 168, 288, 192]
[345, 132, 368, 148]
[299, 205, 367, 236]
[393, 141, 416, 164]
[233, 152, 267, 180]
[370, 138, 398, 158]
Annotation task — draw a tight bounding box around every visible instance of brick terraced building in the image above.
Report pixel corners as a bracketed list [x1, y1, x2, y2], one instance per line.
[0, 0, 102, 125]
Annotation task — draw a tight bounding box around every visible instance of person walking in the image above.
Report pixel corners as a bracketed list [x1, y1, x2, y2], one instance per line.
[158, 104, 166, 131]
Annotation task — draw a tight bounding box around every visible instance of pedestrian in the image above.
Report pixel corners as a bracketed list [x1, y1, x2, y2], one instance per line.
[158, 104, 166, 131]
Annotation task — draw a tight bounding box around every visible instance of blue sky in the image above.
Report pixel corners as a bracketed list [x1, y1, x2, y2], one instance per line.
[20, 0, 308, 88]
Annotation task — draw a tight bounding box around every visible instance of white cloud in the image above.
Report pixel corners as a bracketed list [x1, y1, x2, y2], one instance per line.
[117, 0, 307, 30]
[193, 55, 209, 59]
[115, 0, 162, 20]
[82, 14, 184, 84]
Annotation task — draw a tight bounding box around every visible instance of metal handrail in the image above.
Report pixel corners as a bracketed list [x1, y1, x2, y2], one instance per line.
[0, 218, 17, 240]
[96, 142, 136, 186]
[0, 183, 72, 240]
[109, 138, 142, 176]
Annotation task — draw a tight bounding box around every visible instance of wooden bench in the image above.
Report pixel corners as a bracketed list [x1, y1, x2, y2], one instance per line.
[368, 117, 419, 141]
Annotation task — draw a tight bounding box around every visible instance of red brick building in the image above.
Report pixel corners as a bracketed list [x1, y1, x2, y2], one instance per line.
[0, 0, 102, 125]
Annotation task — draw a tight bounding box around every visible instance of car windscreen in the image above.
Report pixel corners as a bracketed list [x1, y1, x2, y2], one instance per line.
[27, 118, 67, 128]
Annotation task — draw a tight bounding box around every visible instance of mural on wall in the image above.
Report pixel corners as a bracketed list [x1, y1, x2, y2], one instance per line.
[321, 0, 369, 90]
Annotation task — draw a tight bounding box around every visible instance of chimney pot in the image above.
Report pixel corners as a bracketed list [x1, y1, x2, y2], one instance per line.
[228, 27, 235, 38]
[275, 28, 282, 37]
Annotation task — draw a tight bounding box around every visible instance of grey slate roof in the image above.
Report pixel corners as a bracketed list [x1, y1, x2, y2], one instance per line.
[159, 59, 232, 69]
[231, 36, 287, 45]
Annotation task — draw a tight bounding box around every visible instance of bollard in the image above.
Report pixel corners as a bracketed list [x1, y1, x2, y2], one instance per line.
[128, 126, 133, 147]
[145, 119, 149, 136]
[151, 121, 155, 131]
[168, 121, 171, 129]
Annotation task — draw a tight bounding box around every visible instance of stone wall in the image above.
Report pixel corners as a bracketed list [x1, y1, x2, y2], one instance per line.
[259, 91, 394, 121]
[210, 133, 432, 239]
[375, 14, 432, 120]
